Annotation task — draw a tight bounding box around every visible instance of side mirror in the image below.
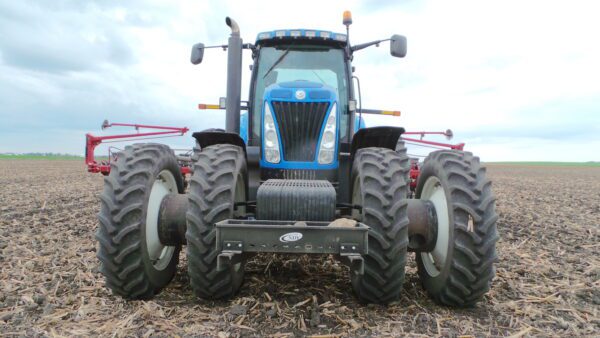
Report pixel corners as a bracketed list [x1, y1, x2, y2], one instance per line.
[390, 35, 407, 58]
[190, 43, 205, 64]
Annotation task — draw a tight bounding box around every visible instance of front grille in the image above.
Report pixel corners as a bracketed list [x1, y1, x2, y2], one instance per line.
[271, 101, 330, 162]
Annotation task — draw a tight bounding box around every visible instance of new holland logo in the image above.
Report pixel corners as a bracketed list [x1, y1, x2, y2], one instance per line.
[279, 232, 303, 242]
[295, 90, 306, 100]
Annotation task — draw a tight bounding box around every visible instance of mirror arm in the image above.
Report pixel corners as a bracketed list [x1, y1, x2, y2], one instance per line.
[202, 44, 229, 51]
[242, 43, 256, 51]
[351, 38, 390, 53]
[200, 43, 255, 51]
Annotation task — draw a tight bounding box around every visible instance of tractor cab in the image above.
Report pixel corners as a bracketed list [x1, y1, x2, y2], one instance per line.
[190, 20, 406, 195]
[248, 30, 351, 180]
[245, 28, 403, 188]
[250, 29, 351, 143]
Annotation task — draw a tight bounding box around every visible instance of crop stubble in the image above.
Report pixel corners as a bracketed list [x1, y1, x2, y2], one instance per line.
[0, 160, 598, 337]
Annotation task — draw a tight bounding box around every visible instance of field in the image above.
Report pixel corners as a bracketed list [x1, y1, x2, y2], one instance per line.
[0, 154, 83, 160]
[0, 159, 598, 337]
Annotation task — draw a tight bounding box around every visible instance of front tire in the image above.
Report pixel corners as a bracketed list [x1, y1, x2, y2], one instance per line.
[186, 144, 247, 299]
[416, 150, 499, 307]
[350, 147, 410, 304]
[96, 143, 183, 299]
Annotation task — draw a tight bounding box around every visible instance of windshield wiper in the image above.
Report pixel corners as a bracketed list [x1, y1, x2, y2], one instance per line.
[311, 70, 326, 85]
[263, 48, 291, 79]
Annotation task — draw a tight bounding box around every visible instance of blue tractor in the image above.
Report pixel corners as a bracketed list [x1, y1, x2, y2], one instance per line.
[96, 12, 498, 305]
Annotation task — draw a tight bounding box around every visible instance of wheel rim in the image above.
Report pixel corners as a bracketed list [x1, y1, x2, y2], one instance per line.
[146, 169, 177, 271]
[419, 176, 450, 277]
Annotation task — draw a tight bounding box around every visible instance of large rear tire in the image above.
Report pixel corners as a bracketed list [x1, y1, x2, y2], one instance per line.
[416, 150, 499, 307]
[96, 143, 183, 299]
[186, 144, 247, 299]
[350, 147, 410, 304]
[396, 139, 410, 198]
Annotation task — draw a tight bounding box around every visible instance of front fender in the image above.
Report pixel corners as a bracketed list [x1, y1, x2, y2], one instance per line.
[350, 126, 405, 160]
[192, 129, 246, 153]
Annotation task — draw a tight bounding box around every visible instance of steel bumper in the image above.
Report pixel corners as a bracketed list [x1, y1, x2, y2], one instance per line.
[215, 219, 369, 275]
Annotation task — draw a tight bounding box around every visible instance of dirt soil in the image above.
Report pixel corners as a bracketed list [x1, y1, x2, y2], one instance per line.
[0, 160, 598, 337]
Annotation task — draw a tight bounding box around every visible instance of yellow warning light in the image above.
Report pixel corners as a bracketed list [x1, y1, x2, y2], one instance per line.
[343, 11, 352, 26]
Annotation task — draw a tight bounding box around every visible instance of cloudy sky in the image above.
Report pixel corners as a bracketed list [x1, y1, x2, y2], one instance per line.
[0, 0, 598, 161]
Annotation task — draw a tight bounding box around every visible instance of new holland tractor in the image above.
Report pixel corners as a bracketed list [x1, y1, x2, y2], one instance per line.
[94, 12, 498, 305]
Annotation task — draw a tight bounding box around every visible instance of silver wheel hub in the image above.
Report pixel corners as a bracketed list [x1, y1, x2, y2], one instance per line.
[146, 169, 177, 271]
[419, 176, 450, 277]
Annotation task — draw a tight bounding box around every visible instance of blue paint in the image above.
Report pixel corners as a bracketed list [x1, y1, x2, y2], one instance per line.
[308, 90, 331, 100]
[270, 89, 293, 99]
[240, 112, 248, 144]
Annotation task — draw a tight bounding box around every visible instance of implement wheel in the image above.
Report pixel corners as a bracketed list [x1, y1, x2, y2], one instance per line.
[96, 143, 183, 299]
[416, 150, 499, 307]
[186, 144, 247, 299]
[350, 147, 410, 304]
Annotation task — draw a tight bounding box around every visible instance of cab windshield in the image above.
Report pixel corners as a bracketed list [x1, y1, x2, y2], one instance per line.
[250, 44, 349, 143]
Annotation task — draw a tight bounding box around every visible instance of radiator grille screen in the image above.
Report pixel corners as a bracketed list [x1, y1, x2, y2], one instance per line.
[271, 101, 330, 162]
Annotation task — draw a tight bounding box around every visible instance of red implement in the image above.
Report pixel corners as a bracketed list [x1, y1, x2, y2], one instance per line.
[401, 130, 465, 195]
[85, 121, 189, 175]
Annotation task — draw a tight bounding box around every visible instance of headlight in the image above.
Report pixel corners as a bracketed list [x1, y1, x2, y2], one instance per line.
[265, 130, 277, 148]
[317, 102, 337, 164]
[263, 102, 281, 163]
[318, 149, 334, 164]
[265, 149, 280, 163]
[322, 131, 335, 148]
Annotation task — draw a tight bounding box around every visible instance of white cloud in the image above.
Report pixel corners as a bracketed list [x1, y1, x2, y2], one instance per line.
[0, 0, 598, 161]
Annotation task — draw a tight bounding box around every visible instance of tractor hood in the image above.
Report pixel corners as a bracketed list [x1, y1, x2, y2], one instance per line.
[261, 80, 339, 170]
[264, 80, 336, 101]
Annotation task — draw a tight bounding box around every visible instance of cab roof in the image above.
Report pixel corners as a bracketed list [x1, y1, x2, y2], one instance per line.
[255, 29, 348, 46]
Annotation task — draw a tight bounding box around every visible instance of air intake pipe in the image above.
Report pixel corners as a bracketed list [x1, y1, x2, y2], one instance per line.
[225, 17, 242, 134]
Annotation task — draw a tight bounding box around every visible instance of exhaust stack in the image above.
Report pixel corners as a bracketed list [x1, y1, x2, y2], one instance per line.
[225, 17, 242, 134]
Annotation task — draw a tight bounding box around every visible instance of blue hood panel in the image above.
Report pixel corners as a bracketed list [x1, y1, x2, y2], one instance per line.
[260, 81, 339, 170]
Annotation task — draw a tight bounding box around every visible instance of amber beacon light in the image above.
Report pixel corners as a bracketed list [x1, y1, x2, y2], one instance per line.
[343, 10, 352, 26]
